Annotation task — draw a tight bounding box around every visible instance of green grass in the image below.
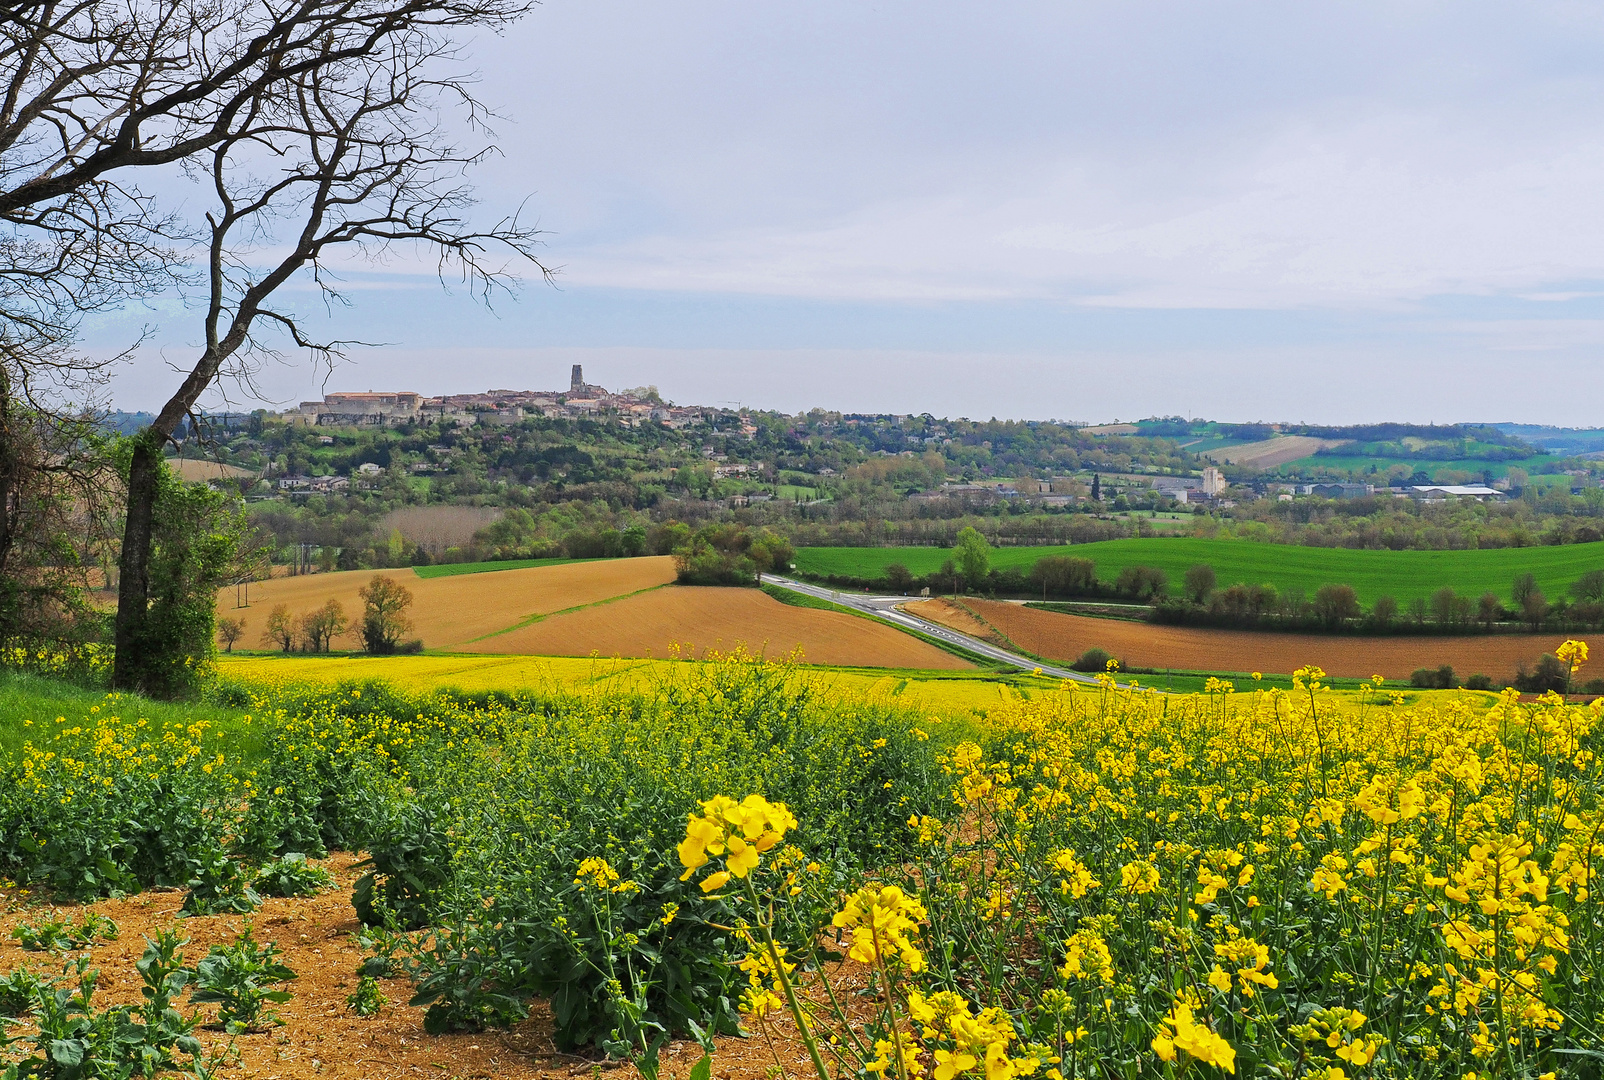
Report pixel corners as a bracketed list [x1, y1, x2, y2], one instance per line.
[413, 556, 588, 578]
[0, 670, 259, 760]
[794, 537, 1604, 605]
[1280, 454, 1560, 477]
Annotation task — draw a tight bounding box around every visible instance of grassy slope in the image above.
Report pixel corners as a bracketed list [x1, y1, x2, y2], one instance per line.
[1281, 454, 1561, 476]
[0, 670, 259, 759]
[412, 557, 586, 579]
[795, 537, 1604, 605]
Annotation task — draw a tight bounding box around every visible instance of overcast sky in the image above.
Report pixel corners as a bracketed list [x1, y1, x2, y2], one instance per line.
[98, 1, 1604, 424]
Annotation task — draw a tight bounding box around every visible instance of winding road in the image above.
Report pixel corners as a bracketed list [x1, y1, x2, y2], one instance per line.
[763, 575, 1103, 684]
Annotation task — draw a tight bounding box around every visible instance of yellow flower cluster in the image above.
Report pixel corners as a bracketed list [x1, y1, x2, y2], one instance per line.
[833, 884, 929, 972]
[1151, 995, 1236, 1073]
[677, 793, 797, 892]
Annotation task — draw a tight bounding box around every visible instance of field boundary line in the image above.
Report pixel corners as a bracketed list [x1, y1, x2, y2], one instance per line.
[463, 582, 675, 644]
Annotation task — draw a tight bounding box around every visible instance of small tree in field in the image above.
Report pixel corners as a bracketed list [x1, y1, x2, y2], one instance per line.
[360, 576, 415, 654]
[217, 617, 245, 653]
[299, 600, 349, 654]
[1183, 563, 1216, 604]
[261, 605, 296, 652]
[954, 527, 991, 588]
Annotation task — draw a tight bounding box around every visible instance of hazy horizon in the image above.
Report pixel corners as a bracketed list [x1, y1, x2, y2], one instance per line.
[90, 2, 1604, 426]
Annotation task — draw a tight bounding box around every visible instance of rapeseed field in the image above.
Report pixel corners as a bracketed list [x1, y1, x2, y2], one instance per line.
[3, 649, 1601, 1077]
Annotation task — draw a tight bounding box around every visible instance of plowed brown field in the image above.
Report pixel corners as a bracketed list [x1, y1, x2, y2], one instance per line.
[474, 586, 970, 668]
[909, 598, 1567, 680]
[218, 557, 679, 649]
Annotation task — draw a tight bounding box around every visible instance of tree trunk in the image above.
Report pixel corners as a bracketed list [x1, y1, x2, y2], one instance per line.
[112, 436, 162, 690]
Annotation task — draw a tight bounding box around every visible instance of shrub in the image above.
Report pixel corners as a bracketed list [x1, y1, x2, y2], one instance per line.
[1465, 673, 1494, 691]
[352, 801, 455, 931]
[1115, 564, 1168, 601]
[10, 913, 118, 952]
[190, 928, 298, 1034]
[1515, 654, 1569, 694]
[0, 933, 203, 1076]
[254, 853, 335, 898]
[1410, 665, 1458, 689]
[1070, 648, 1115, 673]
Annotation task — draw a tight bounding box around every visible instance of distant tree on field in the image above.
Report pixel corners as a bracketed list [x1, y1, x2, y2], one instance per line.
[360, 576, 415, 654]
[1571, 569, 1604, 602]
[1370, 595, 1399, 629]
[1477, 592, 1502, 630]
[1431, 586, 1459, 626]
[217, 617, 246, 653]
[1312, 584, 1360, 626]
[1030, 555, 1097, 598]
[747, 533, 796, 581]
[955, 527, 991, 587]
[1406, 597, 1428, 626]
[1513, 572, 1538, 608]
[1521, 590, 1549, 632]
[1116, 565, 1168, 602]
[1091, 474, 1101, 501]
[884, 563, 916, 592]
[262, 605, 296, 652]
[299, 599, 348, 653]
[1184, 564, 1217, 605]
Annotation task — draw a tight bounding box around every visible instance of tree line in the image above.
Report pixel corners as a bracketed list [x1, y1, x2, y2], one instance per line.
[800, 531, 1604, 636]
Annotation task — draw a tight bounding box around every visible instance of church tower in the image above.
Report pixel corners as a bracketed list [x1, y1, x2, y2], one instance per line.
[570, 364, 584, 392]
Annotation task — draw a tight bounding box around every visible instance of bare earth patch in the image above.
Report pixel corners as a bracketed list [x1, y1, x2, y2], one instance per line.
[0, 855, 843, 1080]
[908, 598, 1568, 680]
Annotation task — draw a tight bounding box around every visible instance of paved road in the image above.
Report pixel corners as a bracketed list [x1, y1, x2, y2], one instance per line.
[763, 575, 1101, 684]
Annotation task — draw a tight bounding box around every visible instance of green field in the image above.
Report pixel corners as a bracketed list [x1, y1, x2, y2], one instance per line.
[412, 556, 587, 578]
[1281, 454, 1560, 477]
[794, 537, 1604, 605]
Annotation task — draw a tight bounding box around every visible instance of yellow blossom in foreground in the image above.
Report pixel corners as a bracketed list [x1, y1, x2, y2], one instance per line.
[677, 793, 796, 882]
[834, 884, 928, 972]
[1152, 998, 1236, 1074]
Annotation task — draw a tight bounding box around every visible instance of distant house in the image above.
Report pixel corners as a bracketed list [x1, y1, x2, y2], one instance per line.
[1402, 484, 1505, 502]
[1309, 483, 1374, 499]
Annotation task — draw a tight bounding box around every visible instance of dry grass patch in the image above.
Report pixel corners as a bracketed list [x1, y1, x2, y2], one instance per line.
[166, 458, 257, 482]
[217, 557, 678, 650]
[1202, 435, 1351, 468]
[909, 597, 1567, 680]
[473, 586, 972, 669]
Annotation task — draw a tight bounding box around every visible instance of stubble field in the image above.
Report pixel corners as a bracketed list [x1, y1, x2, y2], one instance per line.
[220, 557, 966, 669]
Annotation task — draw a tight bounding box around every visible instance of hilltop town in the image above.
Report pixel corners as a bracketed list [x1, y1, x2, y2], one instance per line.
[294, 365, 719, 430]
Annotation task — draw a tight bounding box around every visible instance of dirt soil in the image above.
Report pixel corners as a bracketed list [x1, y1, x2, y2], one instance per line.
[908, 598, 1571, 680]
[217, 558, 679, 651]
[1202, 435, 1351, 469]
[0, 854, 814, 1080]
[476, 586, 970, 670]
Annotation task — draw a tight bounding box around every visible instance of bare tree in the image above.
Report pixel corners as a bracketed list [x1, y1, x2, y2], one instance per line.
[61, 0, 546, 692]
